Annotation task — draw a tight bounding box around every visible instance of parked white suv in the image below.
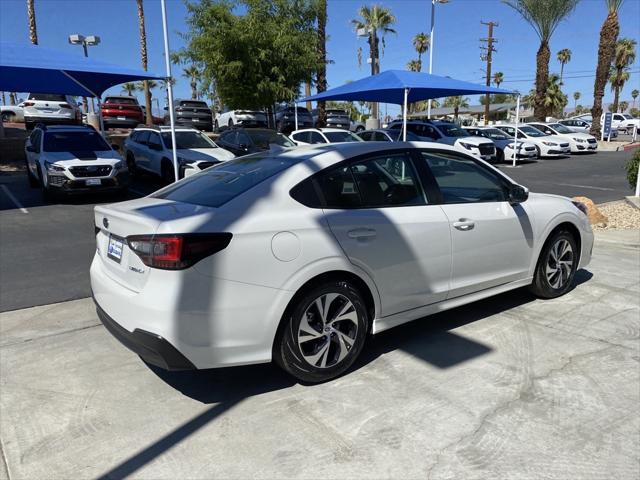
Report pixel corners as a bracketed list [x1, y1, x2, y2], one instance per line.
[25, 125, 128, 197]
[23, 93, 81, 130]
[388, 120, 496, 161]
[603, 113, 640, 134]
[290, 128, 363, 145]
[528, 122, 598, 153]
[215, 109, 268, 132]
[495, 124, 571, 157]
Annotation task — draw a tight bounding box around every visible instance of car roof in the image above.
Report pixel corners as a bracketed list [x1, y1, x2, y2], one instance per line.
[105, 95, 137, 100]
[38, 125, 96, 132]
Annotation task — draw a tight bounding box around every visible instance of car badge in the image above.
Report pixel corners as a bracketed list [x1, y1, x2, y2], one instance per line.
[103, 217, 109, 229]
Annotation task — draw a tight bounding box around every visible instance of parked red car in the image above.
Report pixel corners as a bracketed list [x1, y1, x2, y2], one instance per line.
[101, 96, 144, 130]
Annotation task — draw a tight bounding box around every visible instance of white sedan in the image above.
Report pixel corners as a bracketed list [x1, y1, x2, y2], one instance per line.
[290, 127, 363, 145]
[91, 142, 593, 383]
[528, 122, 598, 153]
[495, 124, 571, 157]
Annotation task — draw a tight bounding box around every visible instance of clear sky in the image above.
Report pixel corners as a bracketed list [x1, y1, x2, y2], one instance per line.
[1, 0, 639, 115]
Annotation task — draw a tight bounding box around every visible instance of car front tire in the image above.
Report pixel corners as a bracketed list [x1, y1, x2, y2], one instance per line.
[25, 160, 39, 187]
[529, 230, 578, 299]
[275, 280, 369, 383]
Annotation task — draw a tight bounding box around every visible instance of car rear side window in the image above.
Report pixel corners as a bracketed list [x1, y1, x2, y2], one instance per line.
[153, 154, 298, 208]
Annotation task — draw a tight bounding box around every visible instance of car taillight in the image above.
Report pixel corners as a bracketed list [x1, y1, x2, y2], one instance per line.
[126, 233, 232, 270]
[23, 102, 35, 107]
[60, 103, 72, 109]
[175, 107, 183, 112]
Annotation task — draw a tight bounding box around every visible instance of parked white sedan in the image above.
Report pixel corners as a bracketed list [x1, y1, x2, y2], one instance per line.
[527, 122, 598, 153]
[290, 127, 363, 145]
[495, 124, 571, 157]
[91, 142, 593, 383]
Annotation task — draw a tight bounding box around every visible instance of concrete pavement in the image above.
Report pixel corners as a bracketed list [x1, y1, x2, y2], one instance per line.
[1, 230, 638, 479]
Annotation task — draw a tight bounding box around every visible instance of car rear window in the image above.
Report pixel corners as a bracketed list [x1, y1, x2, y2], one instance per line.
[180, 101, 208, 108]
[152, 154, 298, 207]
[28, 93, 66, 102]
[43, 130, 111, 152]
[105, 97, 138, 105]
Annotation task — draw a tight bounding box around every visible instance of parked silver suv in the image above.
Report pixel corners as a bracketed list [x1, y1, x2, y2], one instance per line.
[23, 93, 81, 130]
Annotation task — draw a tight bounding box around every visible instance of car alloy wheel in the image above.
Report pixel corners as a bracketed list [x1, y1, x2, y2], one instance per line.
[297, 293, 358, 369]
[546, 238, 573, 289]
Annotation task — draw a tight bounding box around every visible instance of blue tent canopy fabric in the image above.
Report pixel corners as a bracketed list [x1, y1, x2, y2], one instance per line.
[0, 42, 162, 98]
[301, 70, 513, 104]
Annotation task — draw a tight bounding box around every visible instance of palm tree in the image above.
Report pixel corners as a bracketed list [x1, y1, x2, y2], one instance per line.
[631, 89, 639, 109]
[573, 91, 581, 109]
[136, 79, 158, 98]
[443, 96, 469, 119]
[407, 60, 421, 72]
[557, 48, 572, 84]
[412, 32, 429, 72]
[543, 74, 568, 117]
[352, 4, 396, 120]
[316, 0, 328, 128]
[610, 37, 636, 112]
[136, 0, 153, 125]
[27, 0, 38, 45]
[183, 65, 201, 99]
[121, 82, 137, 96]
[590, 0, 624, 136]
[503, 0, 579, 120]
[619, 100, 629, 113]
[493, 72, 504, 88]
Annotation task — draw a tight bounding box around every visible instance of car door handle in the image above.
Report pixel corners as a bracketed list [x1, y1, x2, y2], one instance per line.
[347, 228, 377, 239]
[453, 219, 475, 231]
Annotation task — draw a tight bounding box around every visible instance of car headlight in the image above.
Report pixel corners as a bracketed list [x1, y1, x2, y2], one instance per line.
[459, 142, 475, 150]
[572, 200, 588, 216]
[44, 161, 65, 172]
[542, 141, 557, 146]
[573, 137, 585, 143]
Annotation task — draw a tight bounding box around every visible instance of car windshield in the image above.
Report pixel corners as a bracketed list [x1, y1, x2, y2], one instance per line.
[478, 128, 511, 140]
[622, 114, 633, 119]
[246, 130, 296, 148]
[519, 125, 547, 137]
[549, 123, 573, 134]
[105, 97, 138, 105]
[437, 124, 468, 137]
[43, 130, 111, 152]
[161, 131, 216, 149]
[152, 154, 298, 208]
[324, 131, 362, 142]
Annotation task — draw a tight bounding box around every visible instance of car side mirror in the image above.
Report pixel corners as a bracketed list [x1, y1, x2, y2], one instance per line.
[508, 184, 528, 204]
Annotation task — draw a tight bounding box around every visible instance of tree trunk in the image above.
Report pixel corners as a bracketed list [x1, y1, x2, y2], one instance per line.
[534, 41, 550, 121]
[590, 12, 619, 136]
[27, 0, 38, 45]
[454, 106, 459, 119]
[559, 63, 564, 84]
[136, 0, 152, 125]
[612, 84, 620, 113]
[369, 32, 379, 121]
[305, 82, 312, 112]
[316, 0, 327, 128]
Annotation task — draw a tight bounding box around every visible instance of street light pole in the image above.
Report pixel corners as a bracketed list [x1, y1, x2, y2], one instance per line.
[69, 34, 100, 114]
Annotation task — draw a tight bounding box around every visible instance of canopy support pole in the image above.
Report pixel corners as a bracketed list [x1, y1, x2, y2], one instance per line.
[61, 70, 106, 135]
[161, 0, 179, 183]
[512, 95, 520, 168]
[294, 101, 298, 131]
[402, 88, 409, 142]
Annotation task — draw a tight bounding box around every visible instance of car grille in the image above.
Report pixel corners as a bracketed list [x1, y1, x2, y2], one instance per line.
[524, 146, 536, 151]
[559, 142, 570, 148]
[69, 165, 112, 177]
[478, 143, 495, 155]
[587, 138, 597, 144]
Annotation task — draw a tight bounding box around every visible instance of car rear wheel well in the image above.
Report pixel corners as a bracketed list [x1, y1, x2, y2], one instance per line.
[272, 270, 376, 354]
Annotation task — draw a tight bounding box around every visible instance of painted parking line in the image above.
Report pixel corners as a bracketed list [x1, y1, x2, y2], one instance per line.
[0, 185, 28, 214]
[556, 183, 616, 192]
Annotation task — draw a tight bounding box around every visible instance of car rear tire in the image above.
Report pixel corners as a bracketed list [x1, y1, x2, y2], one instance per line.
[496, 149, 505, 163]
[214, 120, 219, 133]
[355, 126, 365, 133]
[25, 160, 39, 187]
[275, 280, 369, 383]
[529, 230, 578, 299]
[126, 152, 138, 178]
[228, 119, 233, 129]
[1, 112, 13, 123]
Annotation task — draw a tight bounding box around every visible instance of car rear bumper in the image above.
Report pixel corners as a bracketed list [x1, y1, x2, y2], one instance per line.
[95, 299, 196, 370]
[175, 118, 212, 129]
[103, 117, 141, 128]
[25, 116, 77, 125]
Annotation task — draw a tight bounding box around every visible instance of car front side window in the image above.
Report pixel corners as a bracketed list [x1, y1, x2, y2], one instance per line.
[420, 151, 508, 204]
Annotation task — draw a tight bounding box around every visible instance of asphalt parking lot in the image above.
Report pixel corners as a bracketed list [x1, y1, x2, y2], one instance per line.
[0, 149, 636, 313]
[1, 230, 638, 479]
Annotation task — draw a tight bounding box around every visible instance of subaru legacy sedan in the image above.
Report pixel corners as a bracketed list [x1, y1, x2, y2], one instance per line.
[91, 142, 593, 383]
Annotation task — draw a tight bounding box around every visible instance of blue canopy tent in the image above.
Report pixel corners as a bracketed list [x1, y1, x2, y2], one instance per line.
[0, 42, 180, 174]
[301, 70, 522, 164]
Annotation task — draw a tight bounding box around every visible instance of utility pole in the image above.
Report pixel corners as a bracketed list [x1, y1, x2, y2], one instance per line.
[480, 21, 498, 125]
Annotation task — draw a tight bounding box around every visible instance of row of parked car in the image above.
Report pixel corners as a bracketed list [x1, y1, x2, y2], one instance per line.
[24, 114, 601, 200]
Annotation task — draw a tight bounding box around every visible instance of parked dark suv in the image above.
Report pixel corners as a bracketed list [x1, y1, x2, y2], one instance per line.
[275, 106, 313, 134]
[311, 108, 351, 129]
[165, 99, 213, 131]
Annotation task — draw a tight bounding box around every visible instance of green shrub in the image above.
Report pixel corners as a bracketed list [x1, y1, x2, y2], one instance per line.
[626, 148, 640, 189]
